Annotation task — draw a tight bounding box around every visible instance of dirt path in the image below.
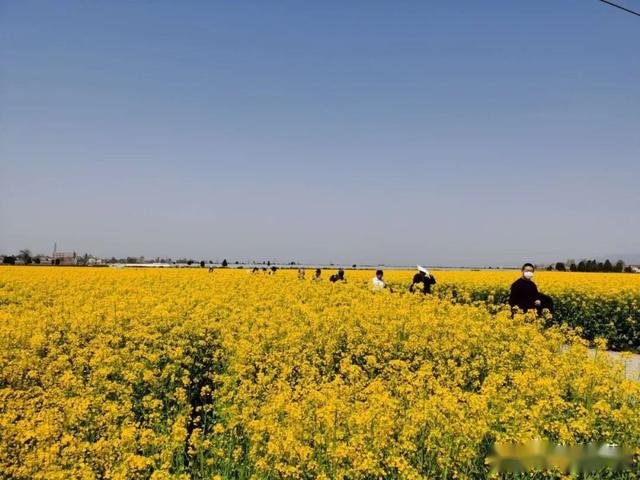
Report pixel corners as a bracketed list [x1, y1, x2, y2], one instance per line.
[590, 349, 640, 381]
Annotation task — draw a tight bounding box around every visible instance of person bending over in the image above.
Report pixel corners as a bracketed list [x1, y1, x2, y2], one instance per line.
[329, 268, 346, 283]
[409, 265, 436, 294]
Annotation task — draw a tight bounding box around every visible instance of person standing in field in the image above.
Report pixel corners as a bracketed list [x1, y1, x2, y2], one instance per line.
[409, 265, 436, 294]
[297, 268, 305, 280]
[329, 268, 346, 283]
[313, 268, 322, 281]
[371, 269, 392, 292]
[508, 263, 554, 315]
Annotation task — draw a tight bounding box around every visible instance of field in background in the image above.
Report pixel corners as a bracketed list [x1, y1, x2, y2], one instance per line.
[1, 267, 639, 479]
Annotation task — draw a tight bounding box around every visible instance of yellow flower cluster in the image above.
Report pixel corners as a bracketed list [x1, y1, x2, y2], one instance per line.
[389, 270, 640, 351]
[0, 266, 639, 479]
[312, 269, 640, 349]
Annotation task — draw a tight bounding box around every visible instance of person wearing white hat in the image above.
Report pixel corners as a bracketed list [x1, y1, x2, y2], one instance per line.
[410, 265, 436, 294]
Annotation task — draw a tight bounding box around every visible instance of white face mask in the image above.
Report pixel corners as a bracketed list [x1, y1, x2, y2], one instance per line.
[523, 271, 534, 280]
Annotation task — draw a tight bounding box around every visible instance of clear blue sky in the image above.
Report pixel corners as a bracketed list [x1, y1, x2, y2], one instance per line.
[1, 1, 638, 266]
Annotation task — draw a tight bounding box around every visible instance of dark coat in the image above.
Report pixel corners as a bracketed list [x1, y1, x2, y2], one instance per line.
[329, 272, 345, 283]
[410, 272, 436, 294]
[508, 277, 539, 312]
[537, 292, 555, 314]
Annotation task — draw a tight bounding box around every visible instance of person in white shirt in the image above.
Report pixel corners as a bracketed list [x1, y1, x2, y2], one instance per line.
[371, 269, 392, 292]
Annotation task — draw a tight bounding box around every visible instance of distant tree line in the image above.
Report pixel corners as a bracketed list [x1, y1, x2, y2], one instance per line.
[548, 259, 635, 273]
[2, 251, 303, 268]
[2, 249, 36, 265]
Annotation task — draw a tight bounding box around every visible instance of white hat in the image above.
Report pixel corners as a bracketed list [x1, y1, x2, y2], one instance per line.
[417, 265, 430, 275]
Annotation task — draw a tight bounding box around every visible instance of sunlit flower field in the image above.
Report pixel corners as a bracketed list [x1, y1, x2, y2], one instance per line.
[388, 270, 640, 351]
[1, 266, 639, 479]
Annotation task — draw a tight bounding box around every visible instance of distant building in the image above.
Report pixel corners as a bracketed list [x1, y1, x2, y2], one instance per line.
[35, 255, 52, 264]
[52, 251, 77, 265]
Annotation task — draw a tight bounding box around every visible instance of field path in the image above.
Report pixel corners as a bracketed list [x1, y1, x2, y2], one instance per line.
[593, 350, 640, 381]
[559, 345, 640, 381]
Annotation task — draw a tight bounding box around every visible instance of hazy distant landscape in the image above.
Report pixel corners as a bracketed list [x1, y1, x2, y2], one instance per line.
[1, 1, 639, 478]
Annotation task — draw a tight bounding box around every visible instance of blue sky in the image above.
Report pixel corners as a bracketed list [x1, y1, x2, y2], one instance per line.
[1, 1, 639, 266]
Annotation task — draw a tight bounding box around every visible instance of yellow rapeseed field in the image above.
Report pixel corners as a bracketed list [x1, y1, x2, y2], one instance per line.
[1, 266, 639, 479]
[385, 270, 640, 351]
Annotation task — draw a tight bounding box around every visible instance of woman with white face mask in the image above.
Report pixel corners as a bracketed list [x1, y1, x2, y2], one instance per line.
[508, 263, 541, 313]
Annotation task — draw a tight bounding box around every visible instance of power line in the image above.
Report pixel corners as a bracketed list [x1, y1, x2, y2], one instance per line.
[600, 0, 640, 17]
